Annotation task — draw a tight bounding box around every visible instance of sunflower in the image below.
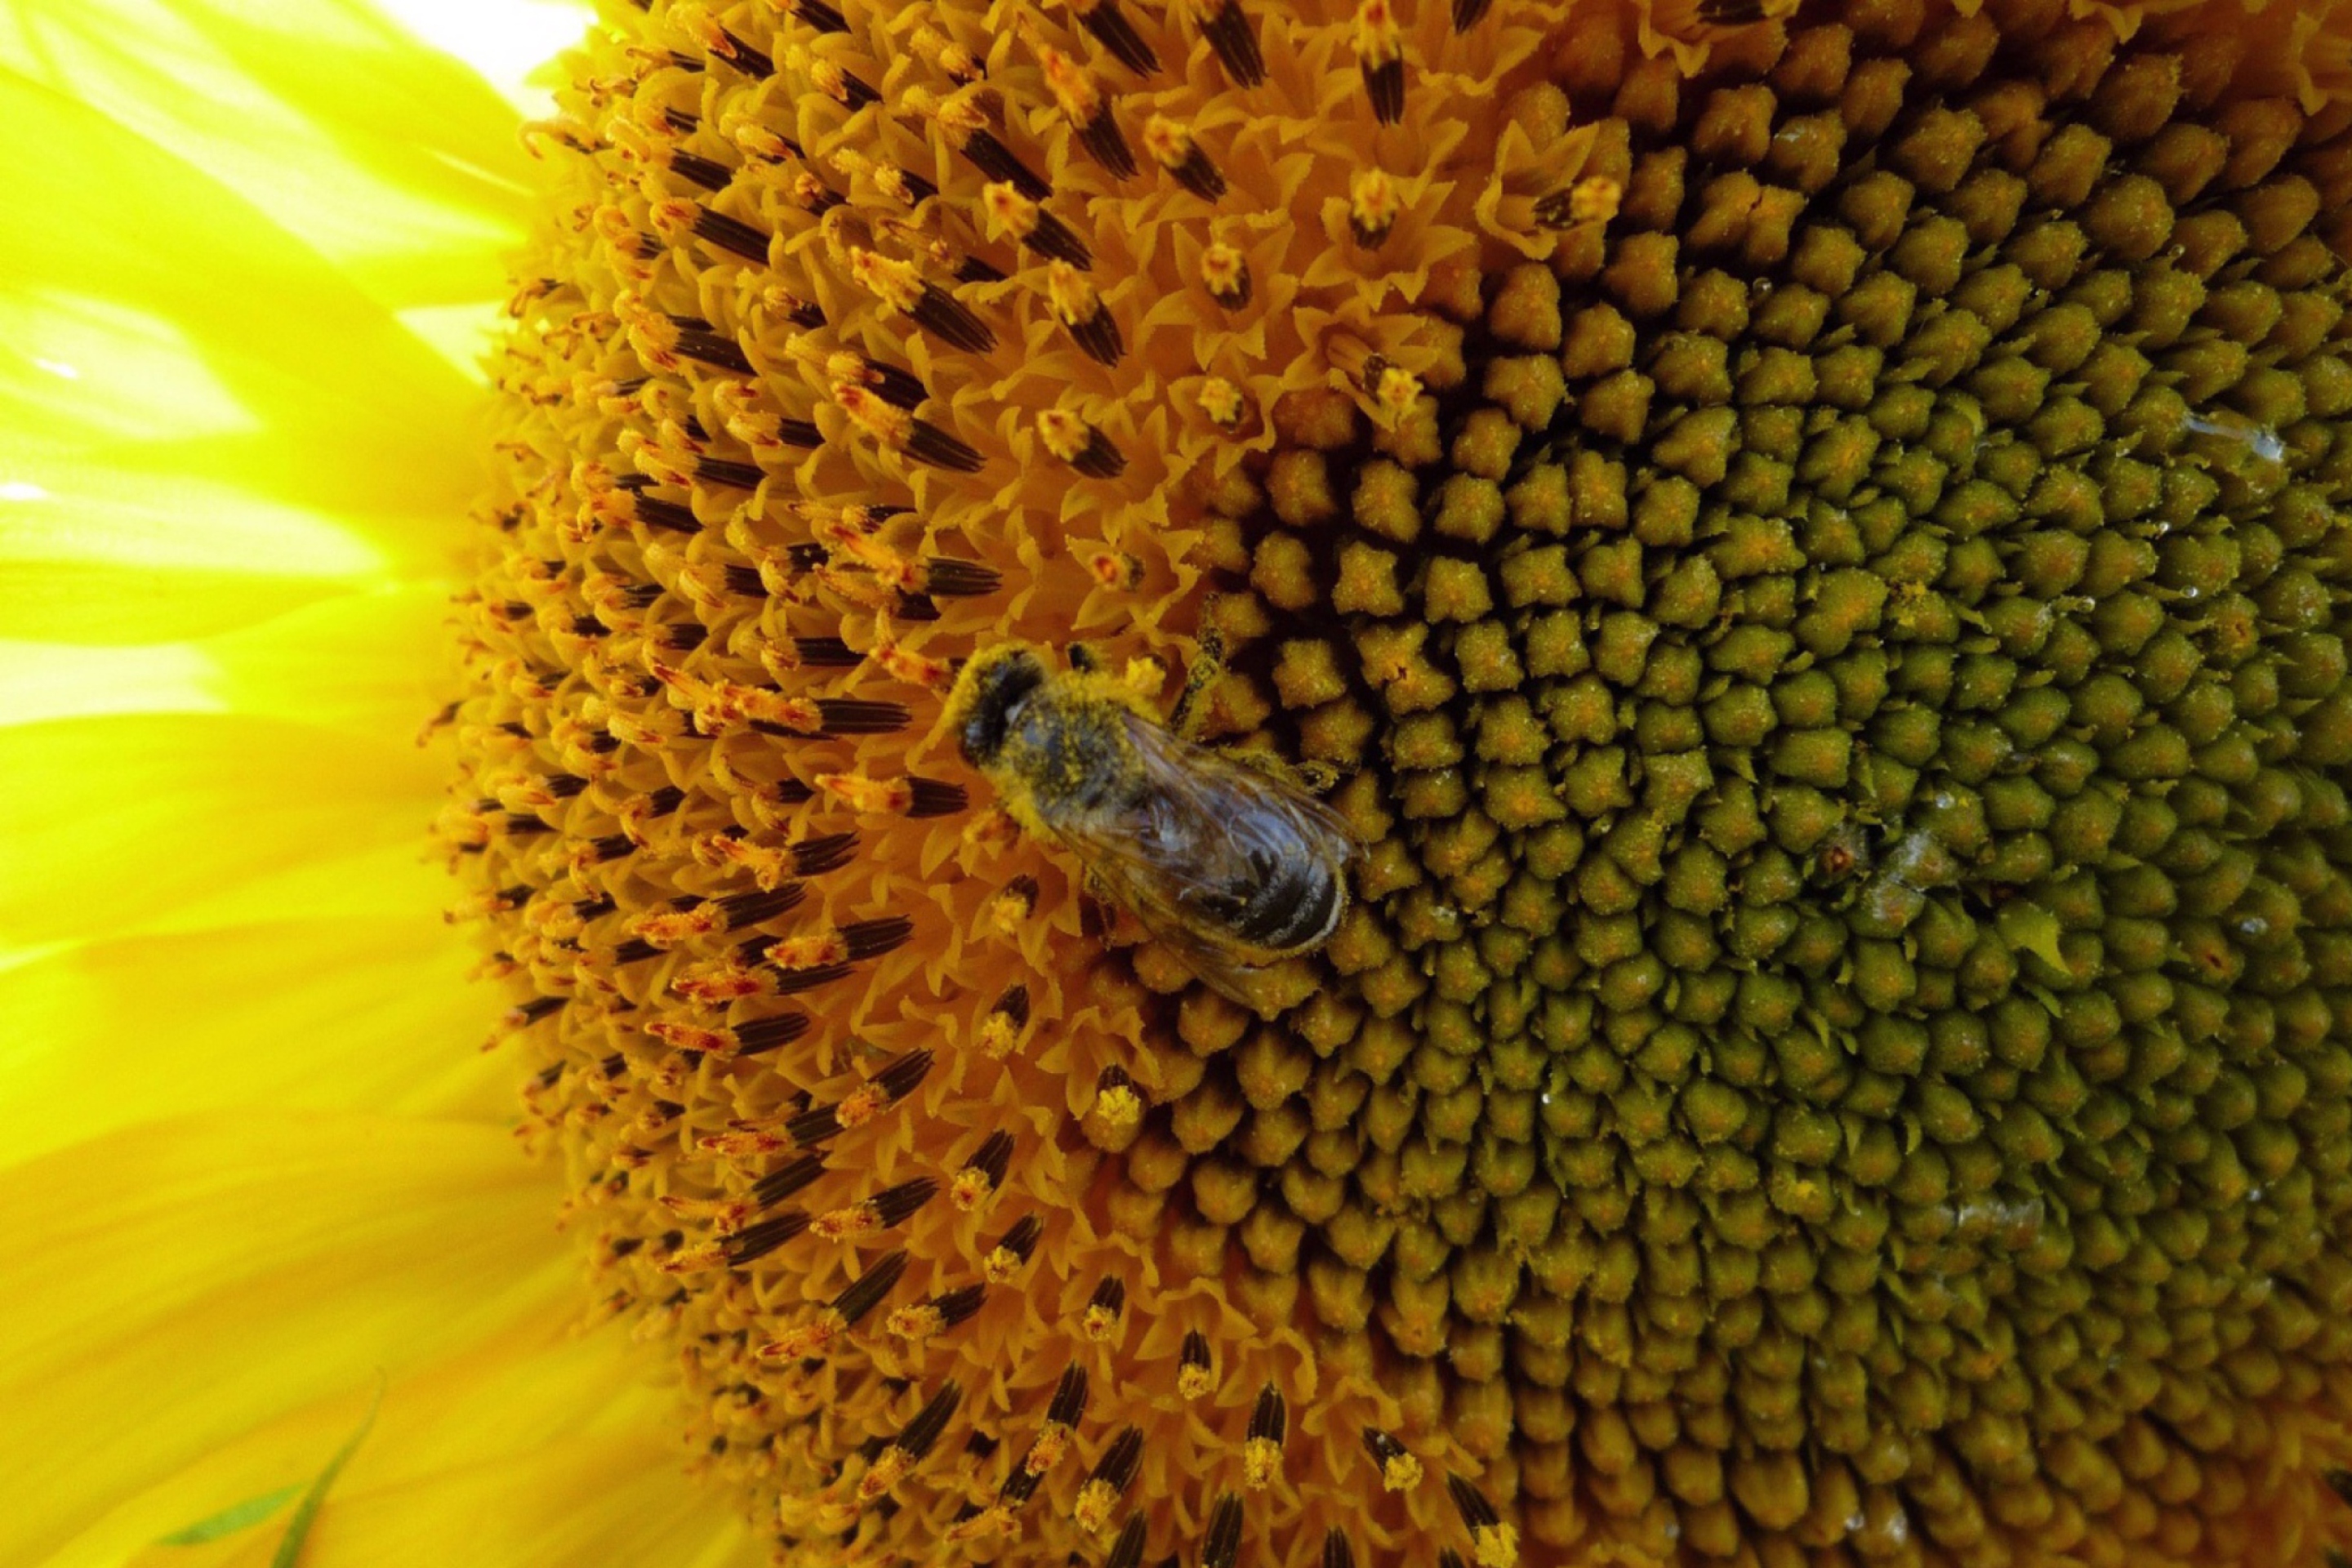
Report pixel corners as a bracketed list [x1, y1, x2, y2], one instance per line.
[21, 0, 2352, 1561]
[446, 0, 2352, 1560]
[0, 2, 762, 1562]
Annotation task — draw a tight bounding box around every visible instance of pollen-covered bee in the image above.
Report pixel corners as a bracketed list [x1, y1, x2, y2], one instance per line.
[941, 640, 1360, 1004]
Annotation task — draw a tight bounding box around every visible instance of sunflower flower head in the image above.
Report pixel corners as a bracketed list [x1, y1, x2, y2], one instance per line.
[452, 0, 2352, 1564]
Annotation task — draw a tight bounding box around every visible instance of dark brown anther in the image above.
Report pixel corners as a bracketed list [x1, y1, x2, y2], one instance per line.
[723, 1209, 810, 1265]
[964, 129, 1053, 202]
[1198, 0, 1263, 86]
[1089, 1426, 1146, 1493]
[1078, 109, 1137, 179]
[831, 1250, 911, 1323]
[720, 884, 809, 929]
[733, 1011, 813, 1055]
[751, 1152, 827, 1208]
[1201, 1494, 1244, 1568]
[906, 419, 987, 472]
[842, 915, 918, 957]
[691, 206, 770, 264]
[1178, 1329, 1212, 1396]
[694, 456, 764, 490]
[1104, 1516, 1148, 1568]
[668, 149, 731, 191]
[911, 283, 996, 354]
[866, 1176, 941, 1230]
[920, 558, 1003, 596]
[1143, 115, 1225, 199]
[1076, 0, 1160, 74]
[960, 1129, 1016, 1189]
[892, 1382, 963, 1461]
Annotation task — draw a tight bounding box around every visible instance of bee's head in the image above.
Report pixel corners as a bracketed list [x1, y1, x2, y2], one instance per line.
[954, 644, 1049, 768]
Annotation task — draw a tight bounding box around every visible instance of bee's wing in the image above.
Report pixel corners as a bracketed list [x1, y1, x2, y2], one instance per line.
[1046, 714, 1358, 1002]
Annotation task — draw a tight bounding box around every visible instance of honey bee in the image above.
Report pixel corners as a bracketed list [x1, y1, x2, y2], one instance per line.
[941, 640, 1360, 1004]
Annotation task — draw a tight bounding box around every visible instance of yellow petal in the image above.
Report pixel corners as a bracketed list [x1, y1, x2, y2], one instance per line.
[0, 712, 441, 947]
[0, 1113, 572, 1566]
[0, 915, 505, 1170]
[0, 73, 484, 604]
[0, 0, 532, 310]
[44, 1316, 757, 1568]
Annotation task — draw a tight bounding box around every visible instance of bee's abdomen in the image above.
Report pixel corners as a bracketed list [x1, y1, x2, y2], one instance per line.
[1225, 857, 1343, 954]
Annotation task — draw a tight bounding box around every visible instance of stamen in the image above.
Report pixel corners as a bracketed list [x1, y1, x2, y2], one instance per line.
[954, 1129, 1016, 1209]
[996, 1382, 1085, 1518]
[1178, 1329, 1213, 1398]
[810, 1175, 938, 1241]
[1196, 376, 1250, 433]
[792, 636, 862, 667]
[1073, 1427, 1145, 1532]
[722, 1209, 811, 1267]
[1242, 1384, 1286, 1488]
[919, 557, 1002, 596]
[1354, 0, 1404, 125]
[1082, 1276, 1126, 1341]
[733, 1010, 813, 1055]
[1090, 1065, 1144, 1136]
[721, 884, 809, 929]
[693, 205, 773, 264]
[783, 1049, 935, 1147]
[751, 1152, 828, 1208]
[1071, 0, 1159, 75]
[850, 1380, 962, 1503]
[814, 772, 969, 818]
[1447, 1477, 1516, 1568]
[1348, 169, 1401, 247]
[1103, 1514, 1149, 1568]
[1361, 1428, 1423, 1491]
[983, 1214, 1042, 1282]
[755, 1249, 907, 1355]
[681, 7, 773, 75]
[789, 0, 849, 33]
[783, 41, 875, 107]
[1142, 114, 1223, 198]
[911, 87, 1052, 199]
[849, 248, 996, 353]
[1194, 0, 1263, 86]
[1200, 243, 1251, 308]
[1037, 411, 1127, 479]
[1201, 1493, 1245, 1568]
[908, 24, 983, 84]
[887, 1281, 987, 1342]
[979, 983, 1031, 1058]
[1049, 262, 1124, 365]
[761, 959, 852, 999]
[1036, 45, 1135, 178]
[834, 384, 988, 473]
[981, 183, 1094, 269]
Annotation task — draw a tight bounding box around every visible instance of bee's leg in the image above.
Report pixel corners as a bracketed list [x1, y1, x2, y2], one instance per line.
[1067, 643, 1102, 674]
[1170, 623, 1226, 741]
[1291, 760, 1341, 793]
[1227, 746, 1340, 795]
